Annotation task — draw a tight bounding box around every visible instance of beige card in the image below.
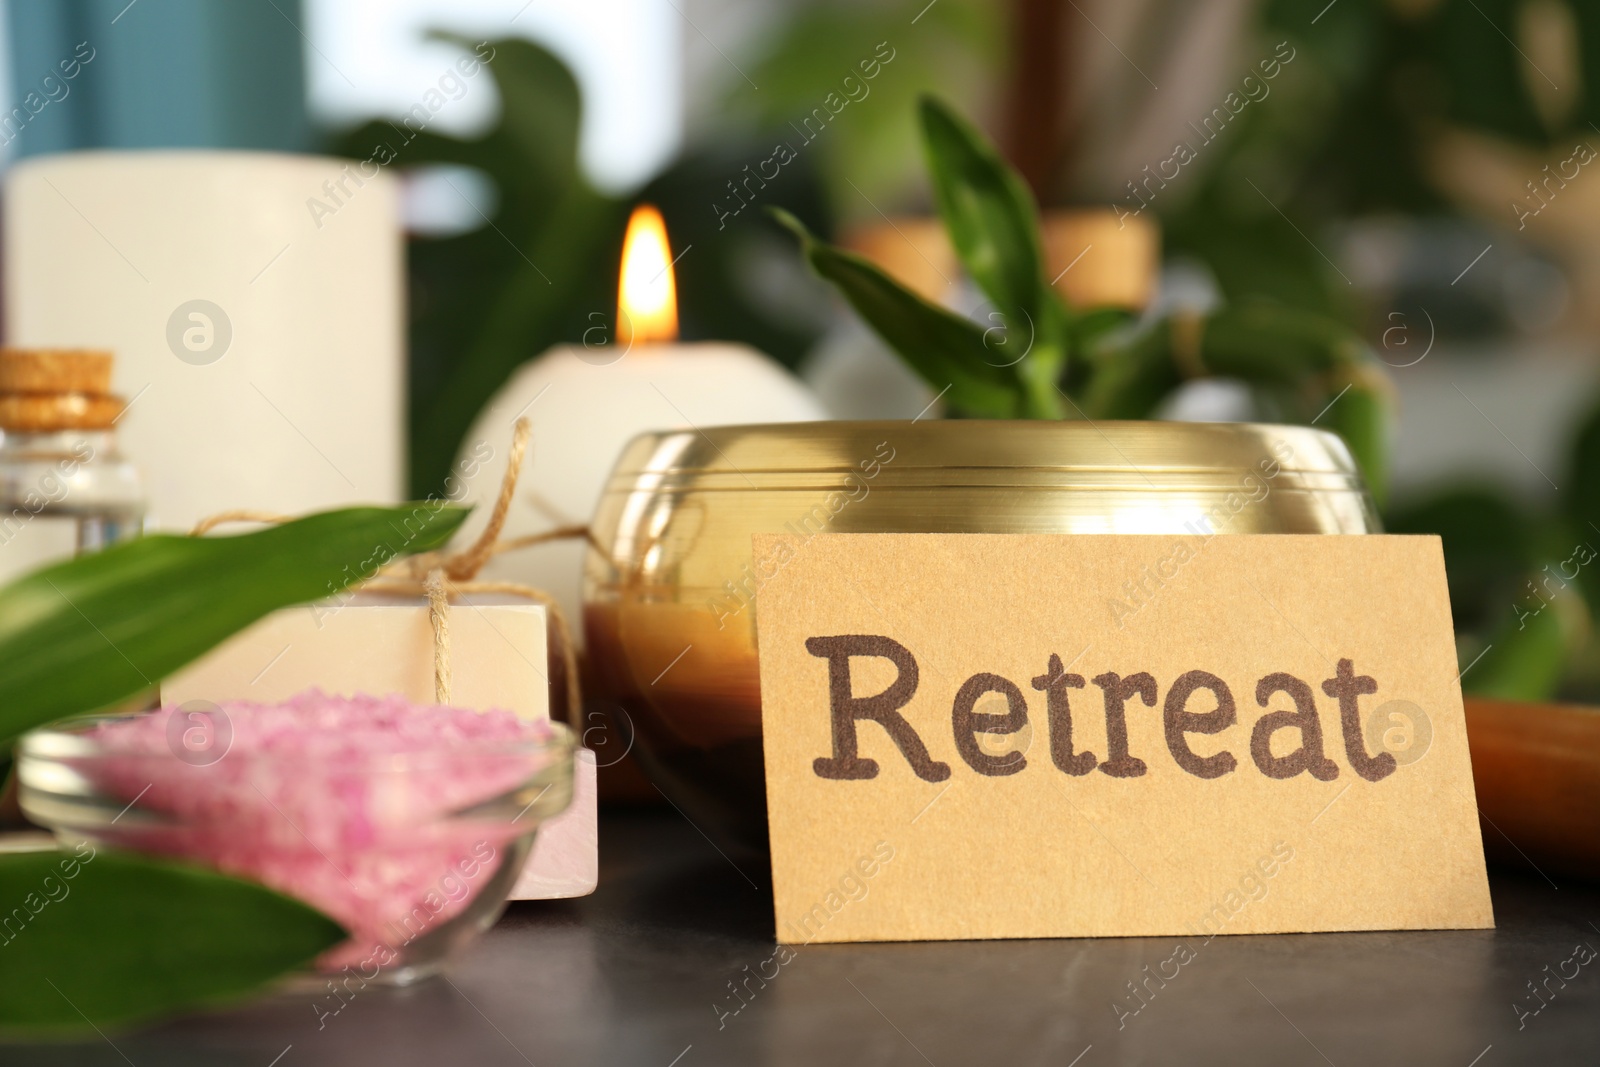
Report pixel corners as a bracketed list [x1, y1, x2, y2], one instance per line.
[754, 533, 1493, 944]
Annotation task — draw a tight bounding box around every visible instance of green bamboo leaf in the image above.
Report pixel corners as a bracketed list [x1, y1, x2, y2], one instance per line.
[1071, 306, 1138, 349]
[0, 848, 344, 1034]
[0, 504, 467, 741]
[770, 208, 1024, 417]
[1077, 318, 1184, 420]
[918, 96, 1070, 417]
[917, 95, 1045, 318]
[1010, 297, 1072, 420]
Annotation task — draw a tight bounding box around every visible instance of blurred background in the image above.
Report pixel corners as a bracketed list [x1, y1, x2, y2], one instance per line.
[4, 0, 1599, 704]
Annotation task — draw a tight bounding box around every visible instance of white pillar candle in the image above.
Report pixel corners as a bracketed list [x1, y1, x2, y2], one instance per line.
[457, 342, 826, 640]
[3, 151, 404, 534]
[454, 206, 825, 643]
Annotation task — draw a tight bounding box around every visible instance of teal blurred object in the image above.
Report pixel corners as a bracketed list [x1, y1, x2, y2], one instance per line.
[4, 0, 309, 157]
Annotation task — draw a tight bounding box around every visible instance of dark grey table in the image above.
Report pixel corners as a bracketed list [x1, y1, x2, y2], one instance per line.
[10, 811, 1599, 1065]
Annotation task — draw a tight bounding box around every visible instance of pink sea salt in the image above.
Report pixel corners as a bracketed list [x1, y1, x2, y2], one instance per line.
[83, 689, 558, 971]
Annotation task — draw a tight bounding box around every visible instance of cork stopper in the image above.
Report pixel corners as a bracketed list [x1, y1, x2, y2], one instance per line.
[0, 348, 124, 431]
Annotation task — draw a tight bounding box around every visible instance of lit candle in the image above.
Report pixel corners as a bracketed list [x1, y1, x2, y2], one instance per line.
[455, 204, 825, 643]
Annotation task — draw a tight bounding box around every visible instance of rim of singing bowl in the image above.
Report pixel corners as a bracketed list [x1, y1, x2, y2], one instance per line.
[597, 420, 1368, 495]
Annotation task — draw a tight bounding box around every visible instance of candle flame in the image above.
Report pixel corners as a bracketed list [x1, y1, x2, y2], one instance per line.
[617, 204, 678, 346]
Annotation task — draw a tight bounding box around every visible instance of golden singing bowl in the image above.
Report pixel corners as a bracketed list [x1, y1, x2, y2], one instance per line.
[583, 420, 1379, 850]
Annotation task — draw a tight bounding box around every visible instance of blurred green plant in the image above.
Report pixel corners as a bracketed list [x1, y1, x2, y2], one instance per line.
[722, 0, 1002, 212]
[1154, 0, 1600, 325]
[0, 503, 466, 1033]
[329, 35, 834, 498]
[1175, 0, 1600, 702]
[1387, 401, 1600, 703]
[776, 95, 1394, 501]
[330, 36, 625, 500]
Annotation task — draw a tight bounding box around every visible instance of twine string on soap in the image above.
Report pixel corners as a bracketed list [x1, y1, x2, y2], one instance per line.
[423, 569, 452, 707]
[190, 418, 587, 728]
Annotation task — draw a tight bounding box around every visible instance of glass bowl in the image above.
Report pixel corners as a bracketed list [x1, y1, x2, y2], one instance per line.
[16, 707, 574, 986]
[584, 419, 1380, 850]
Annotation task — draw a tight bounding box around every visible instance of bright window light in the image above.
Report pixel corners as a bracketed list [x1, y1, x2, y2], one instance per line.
[303, 0, 681, 194]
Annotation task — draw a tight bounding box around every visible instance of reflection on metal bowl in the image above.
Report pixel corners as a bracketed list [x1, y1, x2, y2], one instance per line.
[584, 420, 1379, 851]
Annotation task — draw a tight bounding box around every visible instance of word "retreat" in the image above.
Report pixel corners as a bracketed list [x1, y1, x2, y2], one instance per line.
[805, 635, 1401, 784]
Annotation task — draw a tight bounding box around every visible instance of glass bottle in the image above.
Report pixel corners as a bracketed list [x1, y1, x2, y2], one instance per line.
[0, 348, 145, 585]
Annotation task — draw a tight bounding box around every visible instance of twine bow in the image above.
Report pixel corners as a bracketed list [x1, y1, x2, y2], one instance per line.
[192, 418, 589, 727]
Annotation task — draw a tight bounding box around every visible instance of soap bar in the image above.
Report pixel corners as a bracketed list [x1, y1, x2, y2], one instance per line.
[164, 592, 549, 721]
[512, 748, 598, 899]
